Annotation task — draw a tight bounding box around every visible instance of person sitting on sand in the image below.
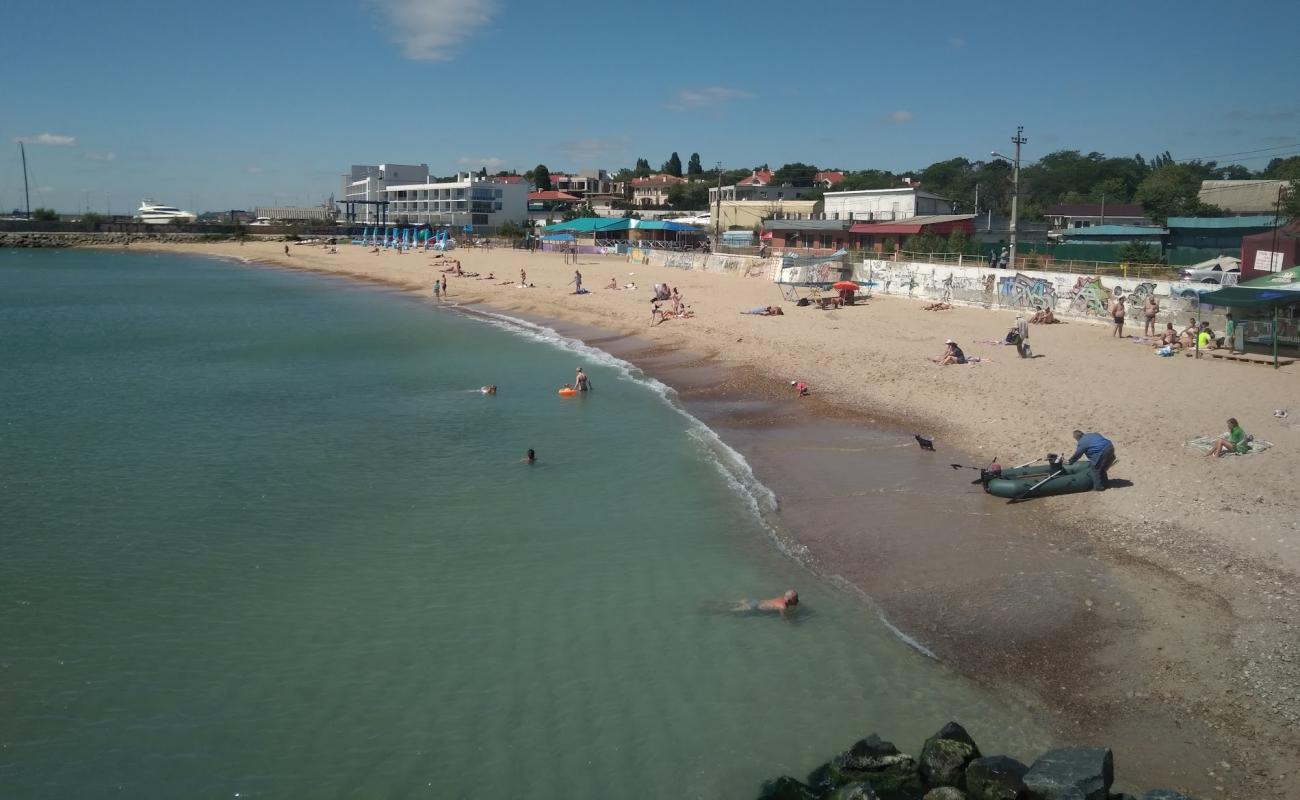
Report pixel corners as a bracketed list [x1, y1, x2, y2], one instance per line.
[933, 339, 967, 365]
[606, 277, 619, 290]
[1029, 308, 1057, 324]
[481, 385, 497, 395]
[1151, 323, 1180, 348]
[790, 380, 810, 397]
[1206, 418, 1249, 457]
[1197, 323, 1215, 351]
[734, 590, 799, 614]
[923, 301, 952, 311]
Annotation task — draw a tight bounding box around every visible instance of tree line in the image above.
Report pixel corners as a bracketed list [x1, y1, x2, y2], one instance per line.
[509, 150, 1299, 220]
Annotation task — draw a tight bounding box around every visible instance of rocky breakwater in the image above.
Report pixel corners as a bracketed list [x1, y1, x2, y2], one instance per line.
[756, 721, 1198, 800]
[0, 232, 233, 248]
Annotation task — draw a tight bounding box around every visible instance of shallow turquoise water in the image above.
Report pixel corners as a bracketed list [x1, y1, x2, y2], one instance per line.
[0, 250, 1042, 798]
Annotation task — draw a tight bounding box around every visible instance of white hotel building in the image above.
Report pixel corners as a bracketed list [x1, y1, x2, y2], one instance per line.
[343, 164, 529, 232]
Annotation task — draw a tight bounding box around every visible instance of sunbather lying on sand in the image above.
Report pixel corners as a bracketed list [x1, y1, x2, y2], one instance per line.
[741, 305, 784, 315]
[923, 302, 952, 311]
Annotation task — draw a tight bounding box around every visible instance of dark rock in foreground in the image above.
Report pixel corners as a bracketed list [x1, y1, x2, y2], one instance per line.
[923, 788, 967, 800]
[919, 721, 982, 789]
[964, 754, 1029, 800]
[1022, 747, 1113, 800]
[828, 782, 882, 800]
[829, 734, 921, 797]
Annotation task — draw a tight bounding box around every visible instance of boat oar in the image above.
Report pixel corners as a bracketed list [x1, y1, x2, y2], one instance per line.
[1012, 456, 1046, 469]
[1008, 465, 1063, 504]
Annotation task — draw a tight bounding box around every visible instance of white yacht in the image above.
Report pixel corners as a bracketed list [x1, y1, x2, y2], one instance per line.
[136, 200, 197, 224]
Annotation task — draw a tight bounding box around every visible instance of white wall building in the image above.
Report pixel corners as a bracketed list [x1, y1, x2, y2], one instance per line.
[823, 187, 954, 222]
[383, 173, 529, 232]
[343, 163, 429, 223]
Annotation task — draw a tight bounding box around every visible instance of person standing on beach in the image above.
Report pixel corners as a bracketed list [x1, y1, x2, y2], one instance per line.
[1109, 294, 1125, 337]
[284, 244, 290, 257]
[520, 268, 526, 286]
[1066, 429, 1116, 491]
[572, 270, 583, 294]
[1142, 295, 1159, 336]
[1224, 312, 1237, 353]
[434, 277, 442, 301]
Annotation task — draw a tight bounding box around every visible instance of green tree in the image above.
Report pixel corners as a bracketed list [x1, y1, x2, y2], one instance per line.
[1134, 164, 1204, 223]
[1281, 182, 1300, 222]
[531, 165, 552, 192]
[1117, 242, 1165, 265]
[1264, 156, 1300, 180]
[32, 207, 58, 221]
[666, 182, 711, 210]
[498, 220, 524, 239]
[662, 152, 683, 177]
[838, 169, 898, 192]
[687, 153, 703, 176]
[772, 162, 818, 186]
[81, 212, 106, 230]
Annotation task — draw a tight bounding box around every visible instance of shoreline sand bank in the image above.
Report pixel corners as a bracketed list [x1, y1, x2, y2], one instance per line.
[76, 240, 1299, 796]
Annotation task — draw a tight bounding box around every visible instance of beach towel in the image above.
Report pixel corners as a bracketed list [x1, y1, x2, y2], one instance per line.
[1182, 434, 1273, 455]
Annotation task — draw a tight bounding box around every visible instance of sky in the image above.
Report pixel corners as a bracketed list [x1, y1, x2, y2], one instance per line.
[3, 0, 1299, 214]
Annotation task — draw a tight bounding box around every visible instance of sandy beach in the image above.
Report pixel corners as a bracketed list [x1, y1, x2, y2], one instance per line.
[123, 239, 1299, 796]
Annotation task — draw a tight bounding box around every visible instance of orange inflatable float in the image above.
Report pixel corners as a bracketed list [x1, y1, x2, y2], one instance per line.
[558, 387, 577, 397]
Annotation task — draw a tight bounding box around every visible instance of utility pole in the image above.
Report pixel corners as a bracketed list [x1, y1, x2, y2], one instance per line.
[973, 184, 980, 215]
[714, 161, 722, 251]
[1009, 126, 1026, 268]
[1100, 193, 1106, 226]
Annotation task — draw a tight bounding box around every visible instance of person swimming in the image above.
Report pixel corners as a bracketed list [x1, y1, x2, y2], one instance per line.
[523, 448, 536, 464]
[575, 367, 591, 392]
[481, 385, 497, 395]
[735, 590, 799, 614]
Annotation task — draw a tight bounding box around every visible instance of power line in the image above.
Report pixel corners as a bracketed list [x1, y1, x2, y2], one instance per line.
[1174, 141, 1300, 163]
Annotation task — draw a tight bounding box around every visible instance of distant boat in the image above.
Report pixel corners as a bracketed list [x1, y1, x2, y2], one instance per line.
[136, 200, 196, 224]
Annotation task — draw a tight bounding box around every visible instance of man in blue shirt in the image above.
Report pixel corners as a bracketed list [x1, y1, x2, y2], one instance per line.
[1067, 429, 1116, 491]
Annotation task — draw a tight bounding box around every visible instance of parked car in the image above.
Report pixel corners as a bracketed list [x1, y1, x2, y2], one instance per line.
[1180, 258, 1240, 284]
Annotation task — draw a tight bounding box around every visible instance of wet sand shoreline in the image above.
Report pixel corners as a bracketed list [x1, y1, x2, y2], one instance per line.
[87, 241, 1299, 797]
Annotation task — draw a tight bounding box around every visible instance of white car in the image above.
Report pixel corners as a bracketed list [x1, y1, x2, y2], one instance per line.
[1180, 257, 1240, 284]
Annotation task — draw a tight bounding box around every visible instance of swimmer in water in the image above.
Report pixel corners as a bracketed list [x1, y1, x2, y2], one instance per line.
[523, 448, 536, 464]
[481, 385, 497, 395]
[575, 367, 592, 392]
[734, 590, 799, 614]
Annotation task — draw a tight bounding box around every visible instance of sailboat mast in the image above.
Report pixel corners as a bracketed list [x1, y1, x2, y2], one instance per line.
[20, 141, 31, 219]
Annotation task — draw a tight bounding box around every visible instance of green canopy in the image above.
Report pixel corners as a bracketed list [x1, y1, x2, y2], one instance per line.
[1198, 286, 1300, 309]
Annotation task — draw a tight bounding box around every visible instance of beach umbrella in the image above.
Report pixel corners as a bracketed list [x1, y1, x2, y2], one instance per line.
[833, 281, 860, 291]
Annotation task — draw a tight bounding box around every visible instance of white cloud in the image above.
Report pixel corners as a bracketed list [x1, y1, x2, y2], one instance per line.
[666, 86, 754, 112]
[370, 0, 498, 62]
[14, 133, 77, 147]
[884, 110, 914, 124]
[86, 151, 117, 161]
[458, 156, 506, 170]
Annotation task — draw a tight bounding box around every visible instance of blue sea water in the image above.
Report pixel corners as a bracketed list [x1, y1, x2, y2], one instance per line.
[0, 250, 1043, 798]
